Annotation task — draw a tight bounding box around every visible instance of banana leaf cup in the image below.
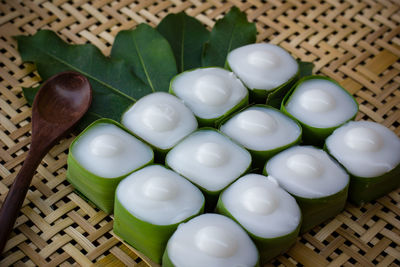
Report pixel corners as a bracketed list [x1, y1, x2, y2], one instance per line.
[67, 118, 154, 213]
[169, 67, 249, 127]
[281, 76, 358, 147]
[344, 166, 400, 206]
[165, 128, 252, 211]
[216, 174, 301, 264]
[121, 92, 198, 162]
[325, 121, 400, 206]
[113, 165, 205, 264]
[264, 146, 350, 233]
[162, 214, 260, 267]
[220, 105, 302, 170]
[226, 43, 300, 106]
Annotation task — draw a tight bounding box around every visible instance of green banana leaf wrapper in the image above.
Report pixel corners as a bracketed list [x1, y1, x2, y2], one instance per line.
[296, 187, 348, 233]
[113, 196, 204, 264]
[215, 197, 300, 264]
[219, 104, 302, 171]
[347, 164, 400, 206]
[67, 118, 154, 214]
[263, 167, 349, 234]
[169, 67, 249, 127]
[226, 60, 300, 106]
[281, 75, 358, 147]
[325, 144, 400, 206]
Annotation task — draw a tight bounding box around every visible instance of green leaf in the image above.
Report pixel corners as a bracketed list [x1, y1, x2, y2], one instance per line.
[298, 60, 314, 78]
[16, 30, 153, 129]
[22, 85, 40, 105]
[202, 7, 257, 67]
[111, 24, 177, 92]
[157, 12, 209, 72]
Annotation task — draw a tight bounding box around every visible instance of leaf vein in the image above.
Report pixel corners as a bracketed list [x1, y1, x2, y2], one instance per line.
[226, 22, 236, 60]
[132, 35, 156, 92]
[35, 46, 136, 102]
[180, 14, 185, 72]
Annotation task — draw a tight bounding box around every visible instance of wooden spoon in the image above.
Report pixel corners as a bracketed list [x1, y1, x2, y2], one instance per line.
[0, 71, 92, 253]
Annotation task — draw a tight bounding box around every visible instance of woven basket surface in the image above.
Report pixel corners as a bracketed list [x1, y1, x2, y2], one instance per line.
[0, 0, 399, 266]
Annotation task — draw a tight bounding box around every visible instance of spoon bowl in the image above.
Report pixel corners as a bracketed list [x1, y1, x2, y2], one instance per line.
[36, 73, 91, 123]
[0, 71, 92, 253]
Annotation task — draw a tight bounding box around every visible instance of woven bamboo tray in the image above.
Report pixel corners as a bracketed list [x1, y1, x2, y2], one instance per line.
[0, 0, 399, 266]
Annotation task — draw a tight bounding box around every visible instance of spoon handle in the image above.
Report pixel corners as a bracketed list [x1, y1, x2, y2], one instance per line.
[0, 147, 47, 253]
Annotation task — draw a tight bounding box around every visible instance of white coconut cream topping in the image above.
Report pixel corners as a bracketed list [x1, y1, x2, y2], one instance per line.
[72, 123, 153, 178]
[221, 174, 301, 238]
[171, 68, 248, 119]
[285, 79, 358, 128]
[166, 130, 251, 192]
[227, 43, 298, 90]
[121, 92, 198, 150]
[220, 106, 301, 151]
[167, 214, 258, 267]
[326, 121, 400, 178]
[116, 165, 204, 225]
[265, 146, 349, 198]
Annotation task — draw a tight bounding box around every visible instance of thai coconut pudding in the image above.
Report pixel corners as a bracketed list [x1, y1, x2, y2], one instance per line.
[265, 146, 349, 199]
[164, 213, 259, 267]
[285, 78, 358, 129]
[326, 121, 400, 178]
[220, 106, 301, 153]
[116, 165, 204, 225]
[227, 43, 298, 91]
[121, 92, 198, 150]
[113, 165, 205, 263]
[166, 129, 251, 194]
[72, 122, 153, 178]
[219, 174, 301, 238]
[170, 67, 248, 121]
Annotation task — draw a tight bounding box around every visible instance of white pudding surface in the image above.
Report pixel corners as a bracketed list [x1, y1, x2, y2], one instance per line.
[227, 43, 298, 90]
[171, 68, 248, 119]
[121, 92, 198, 150]
[326, 121, 400, 178]
[222, 174, 301, 238]
[166, 130, 251, 192]
[220, 106, 301, 151]
[167, 214, 258, 267]
[116, 165, 204, 225]
[265, 146, 349, 198]
[285, 79, 358, 128]
[72, 122, 153, 178]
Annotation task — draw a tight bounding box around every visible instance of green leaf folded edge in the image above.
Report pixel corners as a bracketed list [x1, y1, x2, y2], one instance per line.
[22, 85, 40, 106]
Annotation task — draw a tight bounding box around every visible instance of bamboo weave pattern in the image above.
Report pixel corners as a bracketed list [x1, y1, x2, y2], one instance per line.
[0, 0, 399, 266]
